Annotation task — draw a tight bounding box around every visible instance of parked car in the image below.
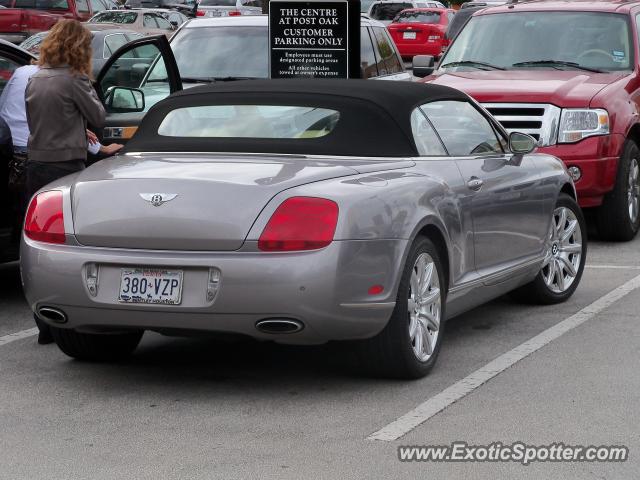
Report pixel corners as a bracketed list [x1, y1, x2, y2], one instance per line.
[195, 0, 261, 18]
[125, 0, 196, 17]
[0, 0, 99, 44]
[20, 28, 144, 75]
[420, 1, 640, 241]
[387, 7, 455, 60]
[368, 0, 445, 25]
[0, 39, 34, 262]
[20, 79, 586, 378]
[94, 16, 411, 146]
[87, 8, 177, 36]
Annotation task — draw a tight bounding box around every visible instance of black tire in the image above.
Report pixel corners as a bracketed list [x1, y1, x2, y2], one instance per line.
[355, 236, 446, 379]
[512, 193, 587, 305]
[596, 140, 640, 241]
[50, 327, 143, 362]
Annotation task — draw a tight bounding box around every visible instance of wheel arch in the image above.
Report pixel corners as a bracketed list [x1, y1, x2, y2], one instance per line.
[560, 182, 577, 201]
[404, 217, 451, 292]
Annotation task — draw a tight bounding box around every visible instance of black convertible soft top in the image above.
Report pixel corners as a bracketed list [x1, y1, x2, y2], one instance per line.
[126, 79, 470, 157]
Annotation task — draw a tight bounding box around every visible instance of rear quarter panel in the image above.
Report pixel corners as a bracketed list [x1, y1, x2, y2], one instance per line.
[246, 160, 472, 296]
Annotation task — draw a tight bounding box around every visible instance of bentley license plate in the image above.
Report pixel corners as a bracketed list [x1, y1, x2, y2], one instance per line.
[118, 268, 183, 305]
[403, 32, 417, 40]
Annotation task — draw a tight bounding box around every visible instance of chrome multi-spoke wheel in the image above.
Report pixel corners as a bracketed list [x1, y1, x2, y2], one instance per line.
[408, 253, 441, 362]
[628, 157, 639, 224]
[542, 206, 583, 294]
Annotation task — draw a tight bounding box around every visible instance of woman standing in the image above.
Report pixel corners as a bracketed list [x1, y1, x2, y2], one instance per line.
[25, 19, 106, 344]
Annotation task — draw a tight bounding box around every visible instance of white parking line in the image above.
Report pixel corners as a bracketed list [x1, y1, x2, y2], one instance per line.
[0, 328, 38, 347]
[586, 264, 640, 270]
[368, 273, 640, 442]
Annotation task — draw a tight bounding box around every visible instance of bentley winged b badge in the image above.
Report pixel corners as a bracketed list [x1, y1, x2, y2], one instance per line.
[139, 193, 178, 207]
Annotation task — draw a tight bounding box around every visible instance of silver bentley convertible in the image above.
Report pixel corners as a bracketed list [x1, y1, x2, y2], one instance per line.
[21, 80, 586, 378]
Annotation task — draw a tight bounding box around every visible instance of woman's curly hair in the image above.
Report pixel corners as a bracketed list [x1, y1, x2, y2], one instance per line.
[38, 19, 92, 78]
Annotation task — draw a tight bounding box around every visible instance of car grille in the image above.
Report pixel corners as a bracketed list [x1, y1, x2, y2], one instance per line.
[482, 103, 561, 147]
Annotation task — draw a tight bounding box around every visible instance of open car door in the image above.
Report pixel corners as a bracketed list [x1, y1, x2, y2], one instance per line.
[0, 40, 36, 262]
[95, 35, 182, 146]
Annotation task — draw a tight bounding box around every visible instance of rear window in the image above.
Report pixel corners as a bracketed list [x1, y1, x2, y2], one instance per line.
[396, 10, 441, 23]
[199, 0, 236, 6]
[157, 105, 340, 139]
[13, 0, 69, 9]
[89, 11, 137, 23]
[369, 2, 412, 21]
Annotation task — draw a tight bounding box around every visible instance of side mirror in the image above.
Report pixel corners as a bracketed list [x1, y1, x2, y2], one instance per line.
[170, 20, 179, 27]
[106, 86, 145, 113]
[509, 131, 537, 155]
[412, 55, 435, 78]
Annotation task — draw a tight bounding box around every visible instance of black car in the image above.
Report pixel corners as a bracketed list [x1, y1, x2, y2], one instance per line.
[0, 40, 34, 262]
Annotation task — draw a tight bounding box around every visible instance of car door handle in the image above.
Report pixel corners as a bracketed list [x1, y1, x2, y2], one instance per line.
[467, 177, 484, 191]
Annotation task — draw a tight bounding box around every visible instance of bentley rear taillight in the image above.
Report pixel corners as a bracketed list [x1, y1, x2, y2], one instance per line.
[258, 197, 339, 252]
[24, 190, 66, 244]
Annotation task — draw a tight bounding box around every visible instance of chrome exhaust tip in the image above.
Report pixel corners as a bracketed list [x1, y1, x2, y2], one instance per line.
[37, 307, 67, 324]
[255, 318, 304, 334]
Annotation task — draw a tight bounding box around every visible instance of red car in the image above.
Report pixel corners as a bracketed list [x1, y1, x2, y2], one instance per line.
[420, 0, 640, 241]
[387, 8, 455, 60]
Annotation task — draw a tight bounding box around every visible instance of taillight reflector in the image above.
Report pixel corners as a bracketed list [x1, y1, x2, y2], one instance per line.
[24, 190, 65, 244]
[196, 9, 205, 16]
[228, 10, 241, 15]
[258, 197, 339, 252]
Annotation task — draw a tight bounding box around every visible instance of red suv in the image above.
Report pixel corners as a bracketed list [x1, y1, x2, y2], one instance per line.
[421, 0, 640, 240]
[387, 8, 455, 60]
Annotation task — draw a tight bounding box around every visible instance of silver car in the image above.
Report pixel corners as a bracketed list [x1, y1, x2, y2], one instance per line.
[21, 80, 586, 378]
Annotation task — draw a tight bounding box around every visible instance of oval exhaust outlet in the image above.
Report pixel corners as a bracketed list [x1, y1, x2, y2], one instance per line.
[37, 307, 67, 324]
[255, 319, 304, 334]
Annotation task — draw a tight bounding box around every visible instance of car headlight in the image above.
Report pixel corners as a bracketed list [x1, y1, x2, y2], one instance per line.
[558, 108, 609, 143]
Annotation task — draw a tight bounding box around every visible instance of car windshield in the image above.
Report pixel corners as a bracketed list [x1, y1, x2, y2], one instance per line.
[199, 0, 236, 6]
[370, 3, 413, 21]
[90, 11, 138, 23]
[442, 12, 633, 72]
[147, 26, 269, 81]
[396, 10, 441, 23]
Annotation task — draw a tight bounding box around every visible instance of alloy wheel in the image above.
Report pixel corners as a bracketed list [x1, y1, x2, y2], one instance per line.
[628, 157, 639, 224]
[408, 253, 441, 362]
[542, 207, 583, 294]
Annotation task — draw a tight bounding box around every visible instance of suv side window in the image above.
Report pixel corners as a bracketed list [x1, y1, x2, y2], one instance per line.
[361, 27, 378, 78]
[76, 0, 90, 12]
[143, 13, 158, 27]
[372, 27, 403, 75]
[90, 0, 105, 12]
[154, 13, 173, 29]
[421, 100, 504, 156]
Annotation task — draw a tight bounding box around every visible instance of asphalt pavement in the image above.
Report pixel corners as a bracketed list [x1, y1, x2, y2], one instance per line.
[1, 227, 639, 479]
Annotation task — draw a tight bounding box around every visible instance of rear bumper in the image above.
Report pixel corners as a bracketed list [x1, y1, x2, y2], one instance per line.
[395, 42, 442, 58]
[538, 134, 624, 208]
[0, 33, 28, 44]
[21, 237, 407, 345]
